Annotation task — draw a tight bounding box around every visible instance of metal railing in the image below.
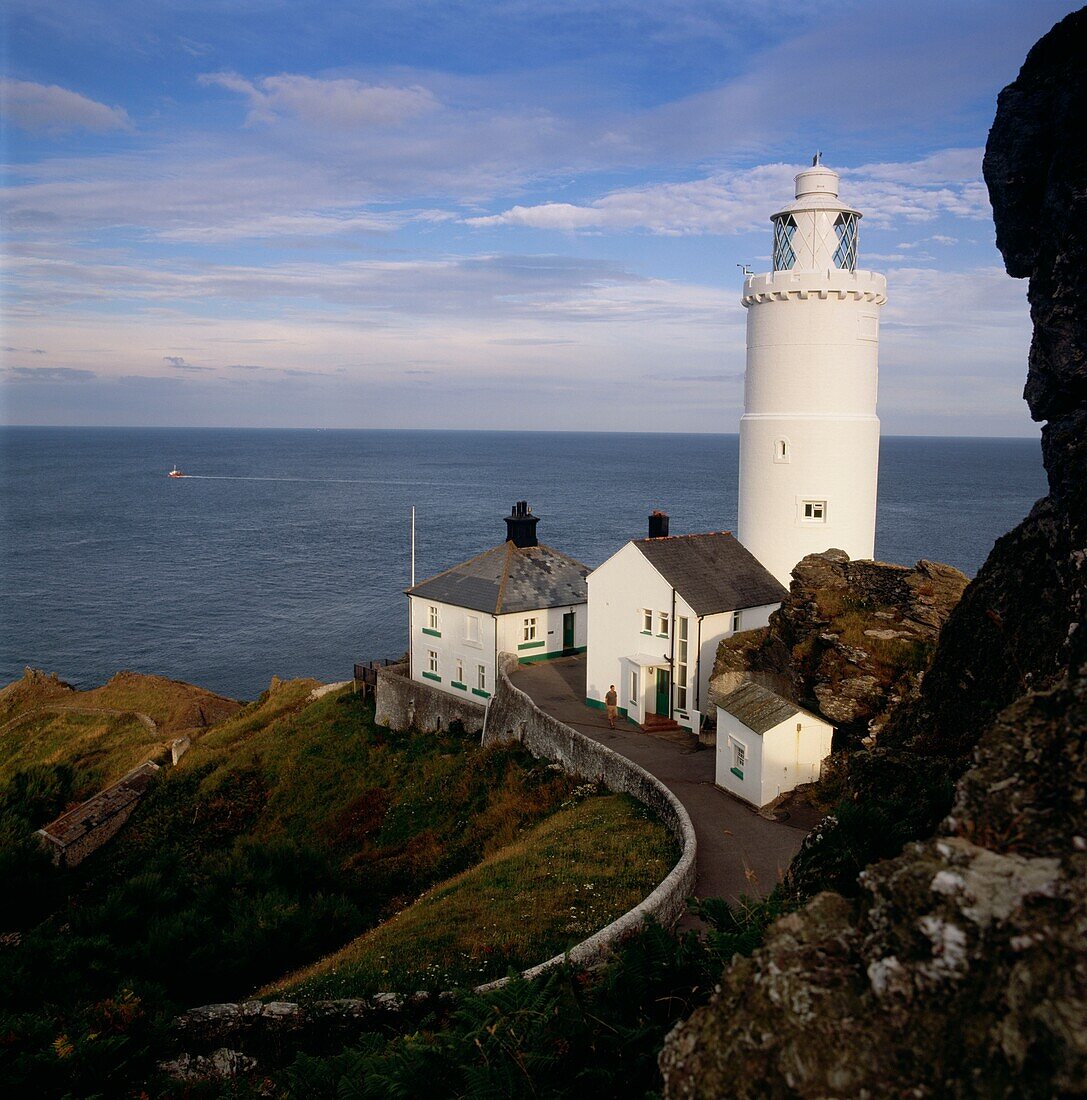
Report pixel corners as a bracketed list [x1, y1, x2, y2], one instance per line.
[353, 658, 396, 694]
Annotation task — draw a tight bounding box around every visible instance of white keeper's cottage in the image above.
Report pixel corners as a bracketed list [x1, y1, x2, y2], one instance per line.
[586, 512, 786, 732]
[406, 502, 588, 704]
[714, 680, 833, 808]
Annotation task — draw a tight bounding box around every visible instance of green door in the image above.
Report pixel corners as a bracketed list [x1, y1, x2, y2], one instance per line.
[655, 669, 670, 716]
[562, 612, 575, 651]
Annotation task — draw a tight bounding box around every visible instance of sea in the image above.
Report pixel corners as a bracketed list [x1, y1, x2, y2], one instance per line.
[0, 428, 1047, 700]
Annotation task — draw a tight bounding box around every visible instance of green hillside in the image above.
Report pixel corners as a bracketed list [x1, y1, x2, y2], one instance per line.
[0, 682, 675, 1096]
[272, 792, 676, 998]
[0, 667, 242, 805]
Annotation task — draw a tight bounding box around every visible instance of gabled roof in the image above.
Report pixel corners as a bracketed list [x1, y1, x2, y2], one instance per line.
[633, 532, 787, 616]
[715, 681, 802, 735]
[406, 541, 589, 616]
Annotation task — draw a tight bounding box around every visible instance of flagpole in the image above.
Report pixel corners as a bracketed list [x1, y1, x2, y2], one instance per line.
[411, 505, 416, 587]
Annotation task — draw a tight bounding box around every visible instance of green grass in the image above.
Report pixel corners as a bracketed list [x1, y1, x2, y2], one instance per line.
[0, 710, 160, 802]
[0, 683, 680, 1095]
[0, 668, 242, 810]
[268, 792, 678, 998]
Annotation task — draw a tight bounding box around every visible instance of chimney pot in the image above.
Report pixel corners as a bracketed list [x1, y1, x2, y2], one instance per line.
[505, 501, 540, 547]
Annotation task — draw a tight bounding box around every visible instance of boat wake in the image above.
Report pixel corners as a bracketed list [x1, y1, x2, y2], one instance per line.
[176, 474, 433, 486]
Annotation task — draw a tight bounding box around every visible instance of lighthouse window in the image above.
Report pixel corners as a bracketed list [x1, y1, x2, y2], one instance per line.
[772, 215, 797, 271]
[803, 500, 827, 522]
[833, 212, 858, 271]
[774, 438, 790, 463]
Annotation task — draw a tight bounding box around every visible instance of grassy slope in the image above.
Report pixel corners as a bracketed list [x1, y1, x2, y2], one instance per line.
[0, 668, 243, 804]
[1, 680, 680, 1095]
[0, 711, 156, 799]
[269, 793, 677, 998]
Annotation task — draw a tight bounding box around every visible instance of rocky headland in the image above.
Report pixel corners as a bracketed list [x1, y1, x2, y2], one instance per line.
[661, 10, 1087, 1097]
[711, 552, 968, 748]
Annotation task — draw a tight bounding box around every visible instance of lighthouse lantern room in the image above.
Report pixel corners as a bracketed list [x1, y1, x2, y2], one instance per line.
[737, 156, 887, 588]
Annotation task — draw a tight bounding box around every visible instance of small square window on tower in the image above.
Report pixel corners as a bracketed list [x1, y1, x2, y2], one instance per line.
[802, 500, 827, 522]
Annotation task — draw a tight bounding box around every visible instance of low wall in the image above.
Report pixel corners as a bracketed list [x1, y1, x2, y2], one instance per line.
[479, 653, 697, 985]
[164, 655, 698, 1077]
[375, 662, 486, 734]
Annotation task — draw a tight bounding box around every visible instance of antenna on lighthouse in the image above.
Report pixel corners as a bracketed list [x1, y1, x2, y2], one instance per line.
[813, 151, 822, 166]
[737, 263, 753, 276]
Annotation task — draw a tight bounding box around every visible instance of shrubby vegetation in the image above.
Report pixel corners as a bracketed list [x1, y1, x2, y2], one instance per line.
[275, 893, 790, 1099]
[0, 686, 676, 1096]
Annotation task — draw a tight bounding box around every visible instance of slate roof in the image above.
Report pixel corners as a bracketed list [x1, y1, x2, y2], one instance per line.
[38, 761, 161, 847]
[406, 541, 589, 615]
[715, 681, 802, 735]
[634, 532, 787, 616]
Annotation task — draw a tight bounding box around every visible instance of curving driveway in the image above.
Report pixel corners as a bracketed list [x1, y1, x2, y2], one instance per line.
[511, 655, 809, 924]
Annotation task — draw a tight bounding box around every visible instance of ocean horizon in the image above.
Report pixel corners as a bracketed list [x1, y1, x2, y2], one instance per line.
[1, 426, 1047, 699]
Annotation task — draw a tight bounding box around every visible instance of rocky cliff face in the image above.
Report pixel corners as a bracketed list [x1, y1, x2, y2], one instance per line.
[712, 553, 967, 746]
[661, 10, 1087, 1096]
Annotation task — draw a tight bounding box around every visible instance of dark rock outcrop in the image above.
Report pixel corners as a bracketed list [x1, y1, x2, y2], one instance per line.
[661, 10, 1087, 1096]
[712, 552, 967, 745]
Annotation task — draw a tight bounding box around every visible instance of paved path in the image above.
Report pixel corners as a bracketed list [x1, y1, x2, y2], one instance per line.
[512, 656, 806, 921]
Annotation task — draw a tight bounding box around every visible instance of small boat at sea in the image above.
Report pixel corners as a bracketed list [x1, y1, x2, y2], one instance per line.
[169, 465, 185, 478]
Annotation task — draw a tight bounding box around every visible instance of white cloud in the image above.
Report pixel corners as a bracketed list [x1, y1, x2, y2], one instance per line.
[465, 152, 990, 236]
[0, 78, 131, 134]
[198, 72, 439, 128]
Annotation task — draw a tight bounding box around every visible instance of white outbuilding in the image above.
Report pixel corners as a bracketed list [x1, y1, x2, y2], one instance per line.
[405, 502, 588, 705]
[714, 680, 833, 808]
[586, 513, 787, 732]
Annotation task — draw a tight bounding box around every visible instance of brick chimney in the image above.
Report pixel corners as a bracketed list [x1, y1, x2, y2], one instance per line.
[648, 510, 669, 538]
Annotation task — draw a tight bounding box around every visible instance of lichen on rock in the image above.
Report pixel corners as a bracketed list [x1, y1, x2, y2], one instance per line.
[711, 552, 967, 749]
[661, 10, 1087, 1096]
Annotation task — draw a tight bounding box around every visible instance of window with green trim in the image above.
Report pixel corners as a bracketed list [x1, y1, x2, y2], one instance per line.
[522, 616, 538, 643]
[428, 649, 438, 675]
[427, 605, 439, 632]
[732, 739, 746, 772]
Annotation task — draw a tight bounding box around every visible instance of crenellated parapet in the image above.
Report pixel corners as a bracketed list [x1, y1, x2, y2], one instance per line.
[742, 269, 887, 307]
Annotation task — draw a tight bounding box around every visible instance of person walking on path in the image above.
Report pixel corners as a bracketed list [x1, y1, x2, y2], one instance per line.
[605, 684, 618, 728]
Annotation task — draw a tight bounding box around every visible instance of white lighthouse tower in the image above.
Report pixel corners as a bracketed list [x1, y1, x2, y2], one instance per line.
[737, 157, 886, 588]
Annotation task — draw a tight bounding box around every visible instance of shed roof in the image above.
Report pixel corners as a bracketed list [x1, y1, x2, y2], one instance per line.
[634, 532, 787, 616]
[715, 681, 803, 735]
[407, 541, 589, 616]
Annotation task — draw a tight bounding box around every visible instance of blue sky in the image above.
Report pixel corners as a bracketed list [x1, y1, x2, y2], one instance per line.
[1, 0, 1076, 433]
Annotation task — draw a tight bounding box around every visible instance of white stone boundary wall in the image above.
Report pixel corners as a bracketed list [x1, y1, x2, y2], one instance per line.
[375, 662, 486, 734]
[167, 654, 697, 1073]
[477, 652, 698, 987]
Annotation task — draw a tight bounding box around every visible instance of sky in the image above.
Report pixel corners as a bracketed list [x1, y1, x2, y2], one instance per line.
[0, 0, 1078, 434]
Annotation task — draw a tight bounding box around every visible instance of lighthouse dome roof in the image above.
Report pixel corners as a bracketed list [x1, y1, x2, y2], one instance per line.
[773, 160, 861, 218]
